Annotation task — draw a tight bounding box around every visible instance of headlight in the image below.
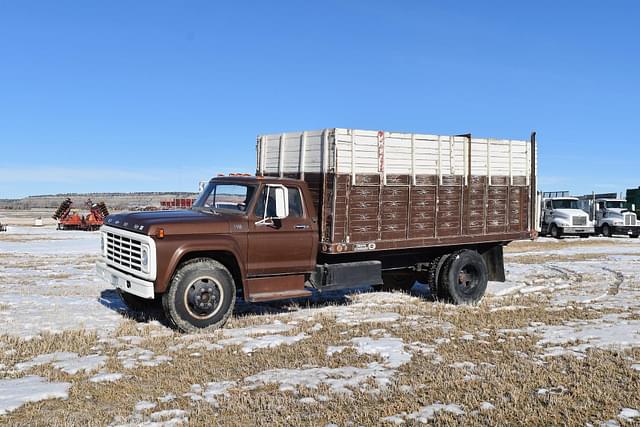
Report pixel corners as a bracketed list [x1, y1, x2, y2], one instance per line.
[613, 220, 623, 226]
[141, 246, 149, 270]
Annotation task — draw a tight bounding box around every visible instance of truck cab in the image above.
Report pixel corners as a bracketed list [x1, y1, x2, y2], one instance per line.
[592, 198, 639, 238]
[96, 176, 320, 332]
[540, 197, 593, 238]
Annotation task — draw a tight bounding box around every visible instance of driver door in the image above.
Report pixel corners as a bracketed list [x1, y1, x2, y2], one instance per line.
[247, 184, 316, 276]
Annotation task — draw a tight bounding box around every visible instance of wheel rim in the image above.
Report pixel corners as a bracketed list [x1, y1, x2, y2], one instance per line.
[456, 264, 480, 296]
[183, 276, 224, 320]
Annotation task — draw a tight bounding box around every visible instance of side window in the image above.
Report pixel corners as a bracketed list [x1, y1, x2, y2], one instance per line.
[287, 187, 303, 218]
[254, 187, 277, 218]
[598, 202, 605, 210]
[545, 201, 552, 210]
[254, 185, 304, 218]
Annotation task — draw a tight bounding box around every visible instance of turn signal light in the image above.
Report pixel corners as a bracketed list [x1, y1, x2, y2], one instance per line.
[158, 228, 165, 239]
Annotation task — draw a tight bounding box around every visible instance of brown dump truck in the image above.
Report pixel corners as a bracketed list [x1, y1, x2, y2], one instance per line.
[97, 128, 537, 332]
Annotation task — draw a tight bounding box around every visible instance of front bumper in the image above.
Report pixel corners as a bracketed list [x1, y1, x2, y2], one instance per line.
[96, 261, 155, 299]
[612, 226, 640, 235]
[560, 226, 594, 235]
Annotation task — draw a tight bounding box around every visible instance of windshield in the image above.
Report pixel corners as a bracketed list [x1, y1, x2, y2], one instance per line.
[605, 200, 627, 209]
[193, 182, 256, 213]
[552, 199, 578, 209]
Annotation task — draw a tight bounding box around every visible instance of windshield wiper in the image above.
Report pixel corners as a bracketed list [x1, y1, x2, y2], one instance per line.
[191, 206, 220, 215]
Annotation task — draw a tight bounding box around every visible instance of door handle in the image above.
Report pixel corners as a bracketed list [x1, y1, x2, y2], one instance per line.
[295, 224, 309, 230]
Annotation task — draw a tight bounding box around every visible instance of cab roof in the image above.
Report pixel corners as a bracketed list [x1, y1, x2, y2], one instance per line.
[209, 175, 303, 185]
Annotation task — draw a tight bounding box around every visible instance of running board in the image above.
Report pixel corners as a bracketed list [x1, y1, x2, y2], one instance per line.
[247, 289, 312, 302]
[245, 274, 310, 302]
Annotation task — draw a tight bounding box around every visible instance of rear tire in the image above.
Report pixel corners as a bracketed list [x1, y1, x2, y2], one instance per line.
[631, 234, 639, 239]
[426, 254, 450, 300]
[579, 234, 590, 239]
[602, 223, 612, 237]
[439, 250, 488, 304]
[162, 258, 236, 332]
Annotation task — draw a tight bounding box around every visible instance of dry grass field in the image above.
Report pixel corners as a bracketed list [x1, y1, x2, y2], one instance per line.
[1, 213, 639, 426]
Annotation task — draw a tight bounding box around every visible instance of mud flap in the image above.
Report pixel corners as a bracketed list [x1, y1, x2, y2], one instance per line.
[481, 245, 505, 282]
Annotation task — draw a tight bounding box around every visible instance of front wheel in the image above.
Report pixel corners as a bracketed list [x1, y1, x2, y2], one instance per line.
[162, 258, 236, 332]
[550, 224, 562, 239]
[602, 223, 612, 237]
[439, 250, 488, 304]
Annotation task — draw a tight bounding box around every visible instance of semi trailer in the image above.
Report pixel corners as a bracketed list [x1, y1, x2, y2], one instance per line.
[96, 128, 538, 332]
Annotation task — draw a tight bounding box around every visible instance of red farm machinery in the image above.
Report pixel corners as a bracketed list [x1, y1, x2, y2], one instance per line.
[52, 198, 109, 231]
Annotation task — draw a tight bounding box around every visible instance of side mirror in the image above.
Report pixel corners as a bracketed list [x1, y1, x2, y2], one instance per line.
[255, 184, 289, 225]
[272, 185, 289, 219]
[633, 204, 636, 212]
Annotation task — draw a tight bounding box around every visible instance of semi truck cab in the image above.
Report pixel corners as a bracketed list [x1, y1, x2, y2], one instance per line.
[540, 197, 593, 238]
[592, 198, 639, 238]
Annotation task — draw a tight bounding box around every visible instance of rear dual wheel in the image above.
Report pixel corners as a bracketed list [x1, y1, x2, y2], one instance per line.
[431, 250, 488, 304]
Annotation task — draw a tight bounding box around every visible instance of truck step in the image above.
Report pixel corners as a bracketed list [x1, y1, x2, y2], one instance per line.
[247, 289, 312, 302]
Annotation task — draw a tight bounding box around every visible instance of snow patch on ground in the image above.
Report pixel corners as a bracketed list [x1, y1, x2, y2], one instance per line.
[218, 332, 307, 354]
[243, 363, 396, 395]
[382, 403, 465, 424]
[183, 381, 236, 406]
[618, 408, 640, 422]
[222, 321, 294, 337]
[538, 314, 640, 356]
[0, 376, 71, 415]
[349, 337, 412, 368]
[117, 347, 172, 369]
[89, 372, 124, 383]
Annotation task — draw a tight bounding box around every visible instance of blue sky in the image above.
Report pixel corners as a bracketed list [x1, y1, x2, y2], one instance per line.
[0, 1, 638, 198]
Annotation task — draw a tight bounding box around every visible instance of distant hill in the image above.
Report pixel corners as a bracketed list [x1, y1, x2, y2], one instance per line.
[0, 192, 199, 210]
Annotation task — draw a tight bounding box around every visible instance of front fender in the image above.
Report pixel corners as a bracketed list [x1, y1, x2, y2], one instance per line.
[154, 234, 246, 294]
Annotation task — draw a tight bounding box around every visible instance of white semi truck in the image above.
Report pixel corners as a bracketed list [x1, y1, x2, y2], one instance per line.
[540, 192, 593, 238]
[577, 194, 640, 238]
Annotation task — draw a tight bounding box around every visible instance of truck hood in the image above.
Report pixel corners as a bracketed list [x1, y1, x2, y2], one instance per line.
[552, 209, 589, 219]
[604, 208, 630, 218]
[104, 209, 238, 236]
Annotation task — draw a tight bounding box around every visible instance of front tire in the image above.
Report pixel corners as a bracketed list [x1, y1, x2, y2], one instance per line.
[602, 223, 612, 237]
[550, 224, 562, 239]
[439, 250, 488, 304]
[162, 258, 236, 332]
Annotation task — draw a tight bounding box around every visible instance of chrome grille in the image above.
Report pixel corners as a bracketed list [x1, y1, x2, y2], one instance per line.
[106, 232, 143, 272]
[572, 216, 587, 226]
[625, 213, 637, 226]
